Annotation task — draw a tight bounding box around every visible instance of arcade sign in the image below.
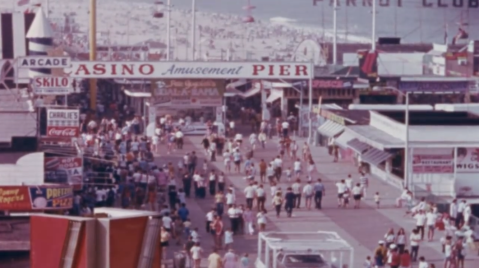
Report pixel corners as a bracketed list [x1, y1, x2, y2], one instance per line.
[17, 56, 71, 69]
[66, 61, 313, 79]
[33, 76, 74, 95]
[312, 0, 479, 8]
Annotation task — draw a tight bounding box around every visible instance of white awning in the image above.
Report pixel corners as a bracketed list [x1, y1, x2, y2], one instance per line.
[266, 88, 283, 103]
[317, 121, 344, 137]
[241, 86, 261, 98]
[226, 79, 247, 89]
[334, 130, 355, 149]
[124, 89, 151, 98]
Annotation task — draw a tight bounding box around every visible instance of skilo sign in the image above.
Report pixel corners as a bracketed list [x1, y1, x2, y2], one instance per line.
[33, 76, 74, 95]
[66, 61, 313, 79]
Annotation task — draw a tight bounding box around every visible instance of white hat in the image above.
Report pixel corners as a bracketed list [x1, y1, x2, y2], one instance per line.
[389, 244, 397, 249]
[378, 240, 385, 244]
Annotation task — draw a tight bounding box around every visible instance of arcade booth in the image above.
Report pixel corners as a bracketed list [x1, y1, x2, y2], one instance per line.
[255, 231, 354, 268]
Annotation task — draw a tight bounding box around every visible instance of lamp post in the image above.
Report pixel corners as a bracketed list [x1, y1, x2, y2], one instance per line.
[332, 0, 338, 65]
[191, 0, 196, 60]
[371, 0, 377, 50]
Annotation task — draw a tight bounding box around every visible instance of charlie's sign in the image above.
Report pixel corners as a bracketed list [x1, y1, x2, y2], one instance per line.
[151, 79, 225, 107]
[17, 56, 71, 68]
[67, 61, 312, 79]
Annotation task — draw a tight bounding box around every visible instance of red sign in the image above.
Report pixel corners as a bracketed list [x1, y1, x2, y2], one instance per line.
[312, 80, 353, 89]
[0, 186, 32, 211]
[412, 154, 454, 174]
[46, 126, 79, 137]
[44, 157, 83, 188]
[34, 77, 72, 88]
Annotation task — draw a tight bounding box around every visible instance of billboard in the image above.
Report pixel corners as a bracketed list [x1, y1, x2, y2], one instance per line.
[32, 76, 74, 95]
[46, 109, 80, 138]
[456, 147, 479, 173]
[412, 153, 454, 174]
[0, 185, 73, 211]
[44, 157, 83, 187]
[67, 61, 313, 79]
[151, 79, 225, 107]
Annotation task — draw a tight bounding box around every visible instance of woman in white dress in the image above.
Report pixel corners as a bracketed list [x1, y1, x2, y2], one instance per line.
[223, 249, 238, 268]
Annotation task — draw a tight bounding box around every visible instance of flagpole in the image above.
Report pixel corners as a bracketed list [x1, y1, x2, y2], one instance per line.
[45, 0, 49, 18]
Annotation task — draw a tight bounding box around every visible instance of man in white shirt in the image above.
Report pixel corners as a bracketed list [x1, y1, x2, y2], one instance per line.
[417, 256, 428, 268]
[175, 130, 184, 149]
[227, 204, 239, 234]
[205, 209, 215, 233]
[335, 180, 346, 207]
[414, 210, 427, 240]
[256, 185, 266, 211]
[291, 179, 301, 208]
[457, 199, 466, 228]
[243, 183, 255, 209]
[225, 189, 235, 206]
[302, 181, 314, 209]
[162, 213, 173, 231]
[273, 156, 283, 181]
[409, 229, 421, 262]
[281, 121, 289, 137]
[449, 199, 458, 227]
[425, 210, 437, 241]
[293, 159, 301, 175]
[266, 164, 275, 183]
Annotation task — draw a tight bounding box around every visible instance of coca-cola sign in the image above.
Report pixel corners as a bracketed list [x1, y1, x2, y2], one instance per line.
[46, 126, 79, 137]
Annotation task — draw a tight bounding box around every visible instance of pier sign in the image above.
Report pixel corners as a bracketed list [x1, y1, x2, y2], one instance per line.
[17, 56, 71, 68]
[67, 61, 313, 79]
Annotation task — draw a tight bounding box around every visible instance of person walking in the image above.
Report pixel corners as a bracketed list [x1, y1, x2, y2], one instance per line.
[223, 249, 238, 268]
[292, 179, 302, 208]
[190, 242, 203, 268]
[256, 184, 266, 212]
[209, 170, 217, 196]
[244, 183, 255, 209]
[272, 192, 283, 218]
[352, 183, 363, 209]
[227, 204, 239, 234]
[313, 179, 325, 209]
[284, 187, 295, 217]
[207, 249, 222, 268]
[303, 181, 314, 210]
[409, 229, 421, 262]
[396, 228, 407, 254]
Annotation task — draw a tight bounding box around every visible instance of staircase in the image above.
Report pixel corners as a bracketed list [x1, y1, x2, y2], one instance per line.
[59, 221, 83, 268]
[137, 217, 162, 268]
[39, 142, 80, 156]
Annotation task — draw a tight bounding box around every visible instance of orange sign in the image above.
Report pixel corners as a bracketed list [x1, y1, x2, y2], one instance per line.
[0, 186, 31, 211]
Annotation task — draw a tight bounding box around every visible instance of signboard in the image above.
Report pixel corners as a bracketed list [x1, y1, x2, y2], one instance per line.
[312, 80, 353, 89]
[17, 56, 71, 68]
[44, 157, 83, 187]
[151, 79, 225, 107]
[0, 185, 73, 211]
[46, 109, 80, 138]
[67, 61, 313, 79]
[32, 76, 74, 95]
[398, 81, 470, 92]
[412, 154, 454, 173]
[312, 0, 479, 8]
[456, 147, 479, 173]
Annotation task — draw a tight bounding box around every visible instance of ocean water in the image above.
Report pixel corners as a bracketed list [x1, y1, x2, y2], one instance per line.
[127, 0, 479, 44]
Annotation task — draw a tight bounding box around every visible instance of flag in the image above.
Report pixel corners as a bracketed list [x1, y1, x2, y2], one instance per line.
[17, 0, 30, 6]
[452, 28, 469, 45]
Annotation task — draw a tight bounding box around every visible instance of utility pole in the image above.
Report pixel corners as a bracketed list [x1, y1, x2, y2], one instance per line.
[89, 0, 97, 111]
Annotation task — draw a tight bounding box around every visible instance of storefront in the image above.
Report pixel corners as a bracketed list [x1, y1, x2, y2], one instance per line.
[398, 77, 473, 104]
[359, 79, 399, 104]
[316, 109, 370, 162]
[343, 110, 479, 197]
[284, 77, 360, 115]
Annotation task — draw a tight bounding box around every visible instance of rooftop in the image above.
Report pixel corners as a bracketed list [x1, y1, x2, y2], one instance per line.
[378, 111, 479, 126]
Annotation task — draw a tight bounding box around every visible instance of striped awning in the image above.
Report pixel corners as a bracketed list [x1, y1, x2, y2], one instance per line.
[335, 131, 355, 149]
[361, 148, 393, 166]
[317, 121, 344, 138]
[346, 138, 370, 154]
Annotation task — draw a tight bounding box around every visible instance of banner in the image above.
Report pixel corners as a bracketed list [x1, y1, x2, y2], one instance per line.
[46, 109, 80, 137]
[398, 81, 469, 92]
[0, 185, 73, 211]
[44, 157, 83, 187]
[67, 61, 313, 79]
[29, 186, 73, 210]
[32, 76, 74, 95]
[412, 154, 454, 173]
[456, 147, 479, 173]
[151, 79, 225, 107]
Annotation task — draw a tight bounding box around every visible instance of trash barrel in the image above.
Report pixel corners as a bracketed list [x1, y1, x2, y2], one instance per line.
[173, 251, 186, 268]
